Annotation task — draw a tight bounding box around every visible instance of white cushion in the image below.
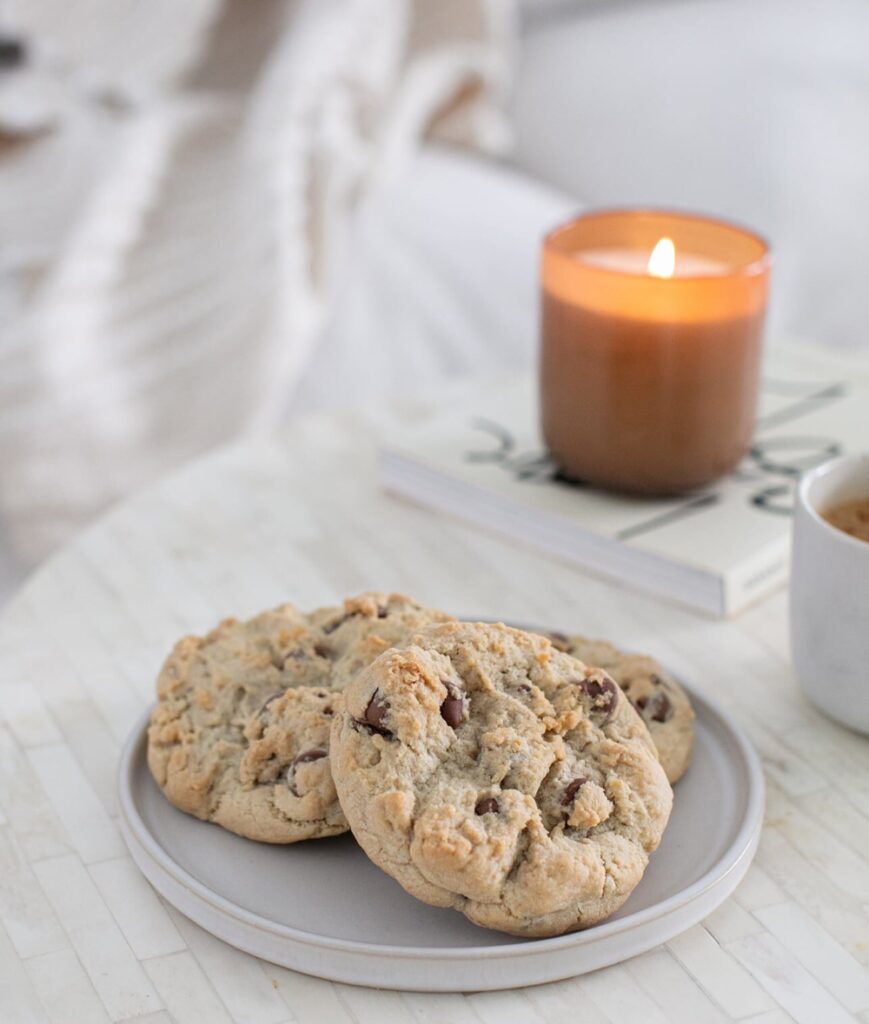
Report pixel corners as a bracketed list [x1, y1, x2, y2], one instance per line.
[294, 146, 574, 412]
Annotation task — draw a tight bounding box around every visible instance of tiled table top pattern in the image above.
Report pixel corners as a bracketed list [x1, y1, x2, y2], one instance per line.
[0, 413, 867, 1023]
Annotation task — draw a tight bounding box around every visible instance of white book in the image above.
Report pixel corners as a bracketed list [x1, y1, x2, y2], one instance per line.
[379, 349, 868, 616]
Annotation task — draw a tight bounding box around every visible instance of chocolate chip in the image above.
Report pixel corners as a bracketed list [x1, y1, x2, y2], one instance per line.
[475, 797, 499, 815]
[650, 673, 663, 687]
[547, 631, 571, 651]
[364, 692, 390, 730]
[377, 604, 388, 618]
[322, 614, 349, 635]
[314, 643, 330, 659]
[293, 748, 326, 765]
[440, 681, 465, 728]
[517, 683, 531, 694]
[634, 692, 673, 723]
[288, 748, 327, 795]
[649, 693, 673, 723]
[562, 777, 588, 804]
[579, 676, 618, 715]
[354, 691, 393, 737]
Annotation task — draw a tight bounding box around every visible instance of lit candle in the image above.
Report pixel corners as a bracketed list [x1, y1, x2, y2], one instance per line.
[540, 210, 771, 494]
[578, 239, 726, 278]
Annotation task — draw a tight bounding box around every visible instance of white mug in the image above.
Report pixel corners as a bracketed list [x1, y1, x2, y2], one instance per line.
[790, 452, 869, 733]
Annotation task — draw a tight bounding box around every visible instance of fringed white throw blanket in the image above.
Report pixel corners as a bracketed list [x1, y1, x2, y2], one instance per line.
[0, 0, 514, 566]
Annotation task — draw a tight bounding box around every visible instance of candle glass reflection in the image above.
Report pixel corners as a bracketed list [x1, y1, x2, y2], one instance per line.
[540, 210, 771, 495]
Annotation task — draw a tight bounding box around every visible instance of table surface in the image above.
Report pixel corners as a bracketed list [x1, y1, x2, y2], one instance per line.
[1, 406, 868, 1024]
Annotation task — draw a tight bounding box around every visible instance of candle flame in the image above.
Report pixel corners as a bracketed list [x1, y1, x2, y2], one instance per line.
[647, 237, 676, 278]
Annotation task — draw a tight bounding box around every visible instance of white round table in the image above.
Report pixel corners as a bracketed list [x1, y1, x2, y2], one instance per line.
[1, 410, 867, 1024]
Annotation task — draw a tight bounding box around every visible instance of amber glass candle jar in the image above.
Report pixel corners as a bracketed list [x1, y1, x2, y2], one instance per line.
[540, 210, 771, 494]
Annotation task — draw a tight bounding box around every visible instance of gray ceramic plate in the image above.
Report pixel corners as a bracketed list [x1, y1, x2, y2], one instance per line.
[118, 673, 763, 992]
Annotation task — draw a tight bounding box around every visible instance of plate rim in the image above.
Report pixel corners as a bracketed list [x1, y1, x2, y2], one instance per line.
[118, 677, 764, 962]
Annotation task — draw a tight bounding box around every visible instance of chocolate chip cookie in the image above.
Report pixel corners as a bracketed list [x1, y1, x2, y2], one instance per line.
[548, 634, 694, 783]
[330, 622, 673, 937]
[147, 593, 451, 843]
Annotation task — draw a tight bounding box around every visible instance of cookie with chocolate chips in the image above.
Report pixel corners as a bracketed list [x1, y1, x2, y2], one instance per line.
[550, 634, 695, 783]
[330, 621, 672, 937]
[147, 593, 451, 843]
